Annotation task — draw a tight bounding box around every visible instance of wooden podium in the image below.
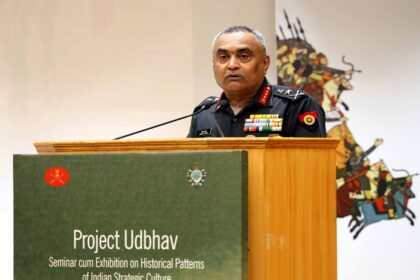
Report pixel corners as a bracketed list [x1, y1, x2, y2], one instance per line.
[34, 137, 338, 280]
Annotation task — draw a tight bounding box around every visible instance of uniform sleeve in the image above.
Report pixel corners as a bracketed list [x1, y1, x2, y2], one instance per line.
[187, 115, 197, 138]
[282, 96, 327, 137]
[187, 96, 218, 138]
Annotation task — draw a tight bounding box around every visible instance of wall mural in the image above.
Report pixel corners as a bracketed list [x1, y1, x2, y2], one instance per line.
[276, 10, 417, 239]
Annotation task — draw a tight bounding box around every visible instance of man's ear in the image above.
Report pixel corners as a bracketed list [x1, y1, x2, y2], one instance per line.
[264, 55, 270, 74]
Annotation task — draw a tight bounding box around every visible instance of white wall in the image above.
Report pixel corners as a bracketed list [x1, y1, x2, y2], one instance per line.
[276, 0, 420, 279]
[0, 0, 275, 279]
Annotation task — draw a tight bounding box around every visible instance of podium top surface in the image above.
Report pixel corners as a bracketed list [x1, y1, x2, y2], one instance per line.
[34, 137, 339, 154]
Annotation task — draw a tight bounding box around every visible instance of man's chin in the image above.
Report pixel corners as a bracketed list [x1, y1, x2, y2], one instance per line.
[223, 80, 246, 89]
[223, 85, 245, 93]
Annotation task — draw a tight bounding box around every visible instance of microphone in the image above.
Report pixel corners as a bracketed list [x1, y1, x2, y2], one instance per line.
[113, 97, 217, 140]
[211, 99, 228, 137]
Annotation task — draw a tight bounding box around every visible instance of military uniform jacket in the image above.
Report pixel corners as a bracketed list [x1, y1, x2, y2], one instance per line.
[187, 80, 326, 138]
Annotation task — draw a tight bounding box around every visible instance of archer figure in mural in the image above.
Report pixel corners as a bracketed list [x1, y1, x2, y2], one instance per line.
[277, 10, 416, 239]
[276, 12, 359, 123]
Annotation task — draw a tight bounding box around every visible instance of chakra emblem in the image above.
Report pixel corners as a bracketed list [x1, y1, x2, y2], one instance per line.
[303, 114, 315, 125]
[187, 164, 207, 186]
[299, 111, 318, 126]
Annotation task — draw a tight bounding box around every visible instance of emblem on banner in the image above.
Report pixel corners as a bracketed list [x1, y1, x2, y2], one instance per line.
[44, 167, 70, 188]
[187, 164, 207, 186]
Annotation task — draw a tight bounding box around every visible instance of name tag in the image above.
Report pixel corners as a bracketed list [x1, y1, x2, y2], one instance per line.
[197, 128, 212, 137]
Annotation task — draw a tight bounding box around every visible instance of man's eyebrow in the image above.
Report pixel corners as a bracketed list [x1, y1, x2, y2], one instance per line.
[237, 48, 252, 53]
[215, 47, 252, 54]
[215, 48, 228, 54]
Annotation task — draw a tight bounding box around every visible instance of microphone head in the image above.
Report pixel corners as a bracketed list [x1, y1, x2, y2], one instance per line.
[193, 96, 218, 113]
[216, 99, 229, 111]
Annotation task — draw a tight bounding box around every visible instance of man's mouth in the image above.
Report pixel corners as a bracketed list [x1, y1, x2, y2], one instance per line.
[225, 74, 242, 79]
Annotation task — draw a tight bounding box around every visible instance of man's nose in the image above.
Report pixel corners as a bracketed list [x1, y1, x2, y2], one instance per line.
[227, 56, 240, 69]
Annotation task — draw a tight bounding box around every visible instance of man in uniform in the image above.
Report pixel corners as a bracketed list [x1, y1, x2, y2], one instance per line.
[188, 26, 326, 138]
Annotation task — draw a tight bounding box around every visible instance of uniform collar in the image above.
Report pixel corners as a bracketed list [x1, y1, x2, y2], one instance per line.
[214, 78, 273, 112]
[252, 79, 273, 107]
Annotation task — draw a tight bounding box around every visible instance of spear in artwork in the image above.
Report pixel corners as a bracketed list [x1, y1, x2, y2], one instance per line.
[278, 24, 286, 40]
[293, 23, 301, 41]
[283, 9, 295, 38]
[297, 17, 307, 41]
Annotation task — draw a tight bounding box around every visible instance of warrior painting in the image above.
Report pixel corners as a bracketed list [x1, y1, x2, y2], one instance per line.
[277, 10, 417, 239]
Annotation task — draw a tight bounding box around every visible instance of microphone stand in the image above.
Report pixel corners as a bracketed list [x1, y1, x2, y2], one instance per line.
[113, 106, 206, 140]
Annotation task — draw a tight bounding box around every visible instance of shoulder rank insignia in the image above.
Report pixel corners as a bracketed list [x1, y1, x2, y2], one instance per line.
[274, 87, 307, 102]
[299, 111, 318, 130]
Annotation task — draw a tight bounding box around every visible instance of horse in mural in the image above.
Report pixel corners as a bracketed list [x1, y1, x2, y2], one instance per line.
[351, 173, 417, 239]
[327, 122, 417, 238]
[277, 10, 416, 238]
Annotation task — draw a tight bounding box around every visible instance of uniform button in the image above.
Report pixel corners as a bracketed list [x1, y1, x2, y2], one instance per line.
[232, 117, 237, 122]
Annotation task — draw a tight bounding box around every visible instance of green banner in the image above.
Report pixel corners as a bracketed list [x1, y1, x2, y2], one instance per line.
[14, 151, 248, 280]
